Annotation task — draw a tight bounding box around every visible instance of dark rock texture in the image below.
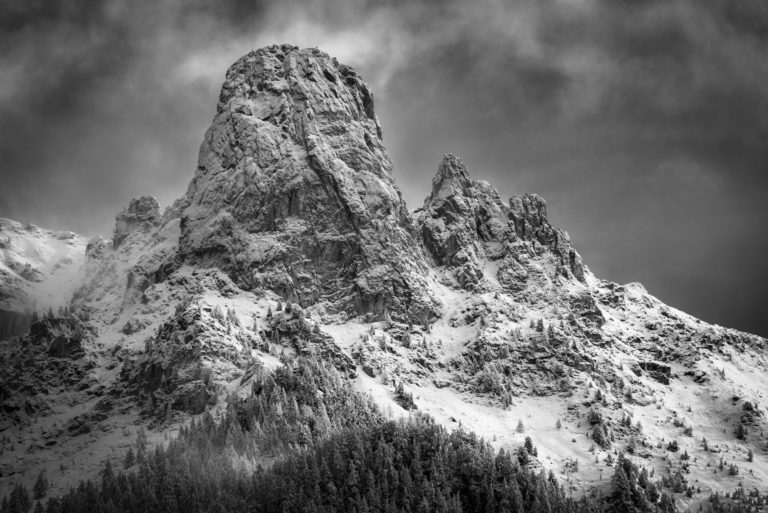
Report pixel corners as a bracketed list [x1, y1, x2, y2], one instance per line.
[0, 318, 95, 426]
[28, 318, 89, 358]
[639, 361, 672, 385]
[120, 299, 222, 416]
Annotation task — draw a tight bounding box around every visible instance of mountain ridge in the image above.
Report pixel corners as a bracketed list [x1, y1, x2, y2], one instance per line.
[0, 44, 766, 509]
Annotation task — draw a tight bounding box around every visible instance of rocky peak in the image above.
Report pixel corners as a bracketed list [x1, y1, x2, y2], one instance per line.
[417, 154, 586, 290]
[426, 153, 473, 206]
[179, 46, 437, 320]
[211, 44, 395, 187]
[417, 155, 508, 290]
[113, 196, 160, 249]
[508, 193, 585, 281]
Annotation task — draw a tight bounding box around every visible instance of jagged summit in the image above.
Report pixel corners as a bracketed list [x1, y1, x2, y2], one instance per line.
[418, 153, 583, 290]
[178, 45, 436, 320]
[426, 153, 473, 205]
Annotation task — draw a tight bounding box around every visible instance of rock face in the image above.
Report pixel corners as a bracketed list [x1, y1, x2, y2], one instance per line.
[417, 154, 583, 292]
[418, 154, 509, 290]
[178, 44, 436, 321]
[0, 317, 95, 427]
[508, 193, 584, 281]
[113, 196, 161, 249]
[29, 318, 89, 358]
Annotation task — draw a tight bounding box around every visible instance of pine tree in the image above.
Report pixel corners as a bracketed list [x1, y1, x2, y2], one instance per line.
[100, 459, 117, 498]
[136, 427, 148, 463]
[524, 436, 538, 457]
[659, 492, 676, 513]
[593, 424, 610, 449]
[6, 483, 31, 513]
[124, 446, 135, 468]
[32, 469, 48, 500]
[516, 445, 530, 466]
[226, 307, 241, 327]
[402, 331, 412, 349]
[212, 305, 225, 323]
[611, 459, 632, 512]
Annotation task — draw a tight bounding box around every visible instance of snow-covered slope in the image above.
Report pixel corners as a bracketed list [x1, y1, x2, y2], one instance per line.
[0, 45, 766, 509]
[0, 218, 87, 338]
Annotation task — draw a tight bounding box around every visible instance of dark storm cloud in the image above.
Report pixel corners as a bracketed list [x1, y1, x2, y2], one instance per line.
[1, 0, 767, 336]
[0, 0, 275, 231]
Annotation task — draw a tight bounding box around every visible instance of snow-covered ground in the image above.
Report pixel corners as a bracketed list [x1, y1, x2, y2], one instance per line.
[0, 218, 87, 314]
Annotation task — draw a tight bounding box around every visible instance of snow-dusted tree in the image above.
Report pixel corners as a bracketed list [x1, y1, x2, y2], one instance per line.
[226, 308, 241, 327]
[32, 469, 48, 500]
[735, 422, 748, 440]
[524, 436, 537, 456]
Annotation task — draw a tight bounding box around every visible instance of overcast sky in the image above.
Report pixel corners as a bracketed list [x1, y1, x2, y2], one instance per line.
[2, 0, 767, 336]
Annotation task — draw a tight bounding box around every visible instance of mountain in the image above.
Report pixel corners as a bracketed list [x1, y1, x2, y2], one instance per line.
[1, 44, 766, 511]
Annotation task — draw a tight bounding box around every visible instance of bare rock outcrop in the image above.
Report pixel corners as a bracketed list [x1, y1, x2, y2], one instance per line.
[178, 45, 437, 321]
[417, 154, 584, 292]
[113, 196, 161, 249]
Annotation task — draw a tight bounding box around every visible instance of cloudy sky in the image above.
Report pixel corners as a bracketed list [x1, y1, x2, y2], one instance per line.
[1, 0, 767, 336]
